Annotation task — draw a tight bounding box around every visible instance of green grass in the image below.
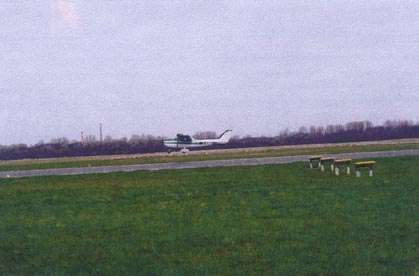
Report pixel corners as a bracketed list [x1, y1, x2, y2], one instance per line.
[1, 157, 418, 274]
[1, 142, 419, 172]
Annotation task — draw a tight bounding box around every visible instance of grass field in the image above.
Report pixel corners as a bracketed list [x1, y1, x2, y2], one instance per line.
[1, 142, 419, 172]
[1, 156, 418, 274]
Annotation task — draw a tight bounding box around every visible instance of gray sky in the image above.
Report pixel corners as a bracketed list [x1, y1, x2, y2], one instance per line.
[1, 0, 419, 145]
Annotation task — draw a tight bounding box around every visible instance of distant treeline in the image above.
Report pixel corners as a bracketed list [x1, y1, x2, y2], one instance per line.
[1, 120, 419, 160]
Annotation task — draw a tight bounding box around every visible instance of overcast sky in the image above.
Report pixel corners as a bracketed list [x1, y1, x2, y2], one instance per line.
[1, 0, 419, 145]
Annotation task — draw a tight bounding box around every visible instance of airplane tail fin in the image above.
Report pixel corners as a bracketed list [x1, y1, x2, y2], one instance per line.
[216, 130, 232, 144]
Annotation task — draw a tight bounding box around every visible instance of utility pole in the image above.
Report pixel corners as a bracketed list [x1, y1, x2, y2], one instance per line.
[99, 123, 103, 143]
[81, 131, 84, 143]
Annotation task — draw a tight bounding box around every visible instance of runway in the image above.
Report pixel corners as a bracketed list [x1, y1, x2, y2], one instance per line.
[1, 149, 419, 179]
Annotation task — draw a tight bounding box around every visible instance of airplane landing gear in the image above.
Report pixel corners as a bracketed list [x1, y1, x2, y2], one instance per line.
[180, 148, 190, 154]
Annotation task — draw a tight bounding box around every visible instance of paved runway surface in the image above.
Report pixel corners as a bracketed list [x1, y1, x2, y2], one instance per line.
[1, 149, 419, 179]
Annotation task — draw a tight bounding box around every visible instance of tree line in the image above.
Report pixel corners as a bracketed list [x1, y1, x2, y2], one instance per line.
[1, 120, 419, 160]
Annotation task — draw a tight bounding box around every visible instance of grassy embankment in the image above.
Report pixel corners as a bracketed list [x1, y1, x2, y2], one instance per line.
[0, 156, 418, 274]
[1, 142, 419, 172]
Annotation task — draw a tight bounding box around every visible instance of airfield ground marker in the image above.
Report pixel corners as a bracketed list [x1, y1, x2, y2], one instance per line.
[334, 159, 352, 176]
[309, 156, 322, 169]
[320, 157, 335, 172]
[354, 161, 376, 177]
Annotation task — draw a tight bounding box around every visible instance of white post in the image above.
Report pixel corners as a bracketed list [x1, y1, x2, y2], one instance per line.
[335, 167, 340, 176]
[331, 164, 334, 172]
[321, 164, 325, 172]
[310, 162, 313, 169]
[346, 166, 351, 175]
[356, 170, 361, 177]
[369, 169, 373, 177]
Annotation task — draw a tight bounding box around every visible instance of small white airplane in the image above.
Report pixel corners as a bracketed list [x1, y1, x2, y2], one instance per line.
[163, 130, 232, 153]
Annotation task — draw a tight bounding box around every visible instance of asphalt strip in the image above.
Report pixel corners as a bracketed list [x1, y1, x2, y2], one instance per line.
[1, 149, 419, 179]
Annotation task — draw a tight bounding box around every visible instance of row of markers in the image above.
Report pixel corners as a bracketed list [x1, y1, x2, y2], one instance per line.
[309, 156, 376, 177]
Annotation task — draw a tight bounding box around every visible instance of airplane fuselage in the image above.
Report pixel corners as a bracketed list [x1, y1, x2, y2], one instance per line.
[163, 130, 232, 150]
[163, 139, 219, 149]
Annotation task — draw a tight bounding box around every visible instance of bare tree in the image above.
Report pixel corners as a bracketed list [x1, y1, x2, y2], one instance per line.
[129, 135, 142, 143]
[50, 137, 69, 145]
[84, 135, 97, 143]
[103, 135, 113, 143]
[298, 126, 308, 134]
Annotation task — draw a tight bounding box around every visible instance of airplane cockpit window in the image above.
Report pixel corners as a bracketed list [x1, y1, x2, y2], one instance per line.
[176, 134, 192, 143]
